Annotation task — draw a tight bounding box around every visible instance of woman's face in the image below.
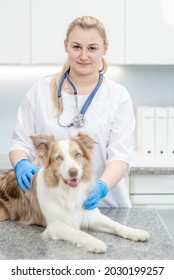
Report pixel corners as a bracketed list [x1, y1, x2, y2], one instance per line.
[64, 27, 108, 76]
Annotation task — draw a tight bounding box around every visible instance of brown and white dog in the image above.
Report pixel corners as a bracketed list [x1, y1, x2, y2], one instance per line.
[0, 133, 150, 253]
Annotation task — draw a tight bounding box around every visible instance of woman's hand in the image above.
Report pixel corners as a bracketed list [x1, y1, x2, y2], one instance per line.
[14, 159, 39, 192]
[83, 179, 108, 210]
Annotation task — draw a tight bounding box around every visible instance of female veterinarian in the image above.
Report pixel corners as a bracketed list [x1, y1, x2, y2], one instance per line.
[9, 16, 135, 209]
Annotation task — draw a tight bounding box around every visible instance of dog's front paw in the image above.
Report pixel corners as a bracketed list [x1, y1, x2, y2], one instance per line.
[41, 228, 59, 240]
[125, 228, 150, 241]
[83, 238, 107, 253]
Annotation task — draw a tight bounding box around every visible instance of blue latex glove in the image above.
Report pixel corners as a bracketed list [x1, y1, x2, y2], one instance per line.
[83, 179, 108, 210]
[14, 158, 39, 192]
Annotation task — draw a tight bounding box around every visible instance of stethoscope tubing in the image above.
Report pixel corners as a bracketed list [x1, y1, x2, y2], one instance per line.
[57, 70, 103, 127]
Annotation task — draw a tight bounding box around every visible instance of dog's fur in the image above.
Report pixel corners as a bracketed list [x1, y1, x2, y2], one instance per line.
[0, 133, 150, 253]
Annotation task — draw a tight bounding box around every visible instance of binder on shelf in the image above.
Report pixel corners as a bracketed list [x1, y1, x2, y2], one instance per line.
[167, 107, 174, 158]
[155, 107, 168, 158]
[136, 106, 155, 157]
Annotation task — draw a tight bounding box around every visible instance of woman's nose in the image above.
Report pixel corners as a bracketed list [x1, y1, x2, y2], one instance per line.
[80, 49, 88, 60]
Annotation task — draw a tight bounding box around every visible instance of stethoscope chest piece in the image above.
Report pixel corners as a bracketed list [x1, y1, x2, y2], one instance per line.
[73, 115, 85, 128]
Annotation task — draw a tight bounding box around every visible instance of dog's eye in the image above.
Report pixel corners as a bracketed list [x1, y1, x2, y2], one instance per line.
[76, 152, 81, 158]
[56, 155, 62, 161]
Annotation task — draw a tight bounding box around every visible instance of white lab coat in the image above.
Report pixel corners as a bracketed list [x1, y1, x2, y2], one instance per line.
[10, 76, 135, 207]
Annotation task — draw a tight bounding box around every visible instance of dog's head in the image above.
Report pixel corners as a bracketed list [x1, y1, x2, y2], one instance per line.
[30, 133, 97, 188]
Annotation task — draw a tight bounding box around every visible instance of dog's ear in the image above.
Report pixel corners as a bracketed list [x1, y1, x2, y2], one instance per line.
[30, 134, 55, 167]
[74, 133, 98, 149]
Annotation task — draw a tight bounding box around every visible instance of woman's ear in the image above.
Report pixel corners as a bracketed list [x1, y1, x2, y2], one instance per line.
[104, 42, 108, 55]
[64, 39, 68, 52]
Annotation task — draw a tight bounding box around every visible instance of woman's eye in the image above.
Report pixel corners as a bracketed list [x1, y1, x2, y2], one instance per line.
[56, 155, 62, 161]
[73, 45, 80, 50]
[76, 152, 81, 158]
[89, 47, 96, 51]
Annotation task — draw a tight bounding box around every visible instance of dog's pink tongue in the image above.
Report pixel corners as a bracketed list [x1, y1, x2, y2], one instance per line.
[68, 179, 79, 187]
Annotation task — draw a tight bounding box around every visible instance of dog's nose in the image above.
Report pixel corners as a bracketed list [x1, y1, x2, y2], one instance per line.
[68, 168, 78, 178]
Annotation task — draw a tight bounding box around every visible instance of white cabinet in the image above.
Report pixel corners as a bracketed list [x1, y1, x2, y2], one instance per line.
[126, 0, 174, 64]
[129, 173, 174, 208]
[1, 0, 174, 65]
[31, 0, 124, 64]
[0, 0, 30, 64]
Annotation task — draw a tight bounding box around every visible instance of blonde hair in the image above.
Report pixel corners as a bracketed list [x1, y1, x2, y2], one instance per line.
[51, 16, 108, 113]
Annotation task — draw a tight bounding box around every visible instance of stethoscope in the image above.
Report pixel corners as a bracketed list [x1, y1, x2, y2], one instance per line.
[57, 70, 103, 128]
